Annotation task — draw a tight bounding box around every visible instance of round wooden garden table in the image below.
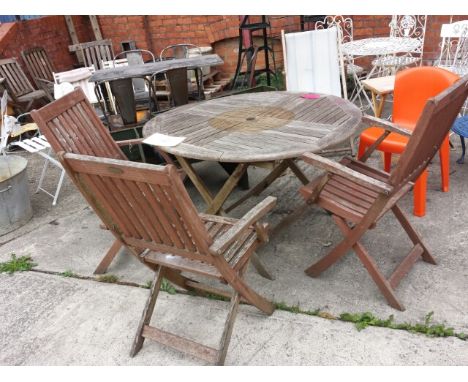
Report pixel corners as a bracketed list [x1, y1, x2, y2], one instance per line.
[143, 91, 362, 225]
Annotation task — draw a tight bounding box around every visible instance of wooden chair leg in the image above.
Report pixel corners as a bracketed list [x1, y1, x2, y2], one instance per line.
[216, 291, 240, 365]
[357, 141, 367, 160]
[215, 258, 274, 315]
[413, 169, 428, 217]
[93, 239, 123, 274]
[384, 152, 392, 173]
[250, 252, 275, 280]
[333, 216, 405, 311]
[130, 266, 165, 357]
[305, 197, 388, 277]
[216, 263, 248, 365]
[391, 205, 437, 265]
[439, 136, 450, 192]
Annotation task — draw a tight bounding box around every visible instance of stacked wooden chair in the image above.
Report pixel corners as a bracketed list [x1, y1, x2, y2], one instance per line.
[72, 39, 114, 70]
[31, 88, 277, 364]
[299, 74, 468, 311]
[0, 58, 51, 113]
[21, 47, 56, 100]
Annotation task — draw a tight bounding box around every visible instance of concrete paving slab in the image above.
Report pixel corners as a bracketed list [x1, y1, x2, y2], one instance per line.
[1, 150, 467, 334]
[0, 271, 466, 366]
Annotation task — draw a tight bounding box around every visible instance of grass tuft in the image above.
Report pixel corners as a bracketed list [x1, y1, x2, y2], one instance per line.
[60, 270, 77, 278]
[160, 279, 177, 294]
[0, 254, 37, 274]
[96, 274, 119, 283]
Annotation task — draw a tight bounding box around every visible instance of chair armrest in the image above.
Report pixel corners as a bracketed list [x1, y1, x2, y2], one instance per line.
[116, 138, 144, 146]
[209, 196, 277, 256]
[301, 152, 393, 195]
[361, 114, 412, 137]
[36, 78, 54, 86]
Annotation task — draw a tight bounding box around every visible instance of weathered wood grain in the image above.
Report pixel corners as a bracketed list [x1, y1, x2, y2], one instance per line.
[90, 54, 223, 82]
[143, 92, 362, 162]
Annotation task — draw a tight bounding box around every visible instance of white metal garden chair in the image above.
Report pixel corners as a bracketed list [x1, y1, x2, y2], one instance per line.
[372, 15, 427, 76]
[2, 88, 65, 205]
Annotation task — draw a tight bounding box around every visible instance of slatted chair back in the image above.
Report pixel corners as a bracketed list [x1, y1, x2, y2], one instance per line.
[59, 152, 213, 259]
[21, 47, 55, 87]
[30, 88, 126, 160]
[0, 58, 36, 98]
[76, 40, 114, 70]
[389, 74, 468, 189]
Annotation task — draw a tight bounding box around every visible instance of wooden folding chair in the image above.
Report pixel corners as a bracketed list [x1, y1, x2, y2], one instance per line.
[299, 75, 468, 311]
[0, 58, 51, 113]
[31, 89, 152, 274]
[57, 151, 276, 364]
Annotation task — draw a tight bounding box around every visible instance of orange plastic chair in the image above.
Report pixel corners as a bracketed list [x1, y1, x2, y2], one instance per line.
[358, 67, 460, 217]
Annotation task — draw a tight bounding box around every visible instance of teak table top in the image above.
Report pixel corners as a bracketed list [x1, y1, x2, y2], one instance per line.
[143, 92, 362, 163]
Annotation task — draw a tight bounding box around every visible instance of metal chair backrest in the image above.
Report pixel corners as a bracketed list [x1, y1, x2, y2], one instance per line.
[160, 44, 201, 60]
[113, 49, 156, 66]
[75, 40, 114, 70]
[21, 47, 55, 87]
[315, 15, 354, 43]
[0, 58, 36, 98]
[389, 74, 468, 189]
[437, 21, 468, 69]
[389, 15, 427, 54]
[30, 88, 126, 160]
[59, 152, 213, 258]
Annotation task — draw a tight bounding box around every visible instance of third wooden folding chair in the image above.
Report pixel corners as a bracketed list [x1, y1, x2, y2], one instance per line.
[299, 74, 468, 311]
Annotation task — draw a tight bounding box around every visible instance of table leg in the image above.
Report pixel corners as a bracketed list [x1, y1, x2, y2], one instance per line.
[176, 156, 249, 215]
[224, 160, 289, 213]
[225, 159, 309, 214]
[370, 91, 388, 119]
[285, 159, 309, 185]
[176, 155, 215, 206]
[205, 163, 249, 215]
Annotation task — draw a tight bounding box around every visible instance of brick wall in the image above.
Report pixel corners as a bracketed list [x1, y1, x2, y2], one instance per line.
[0, 15, 94, 72]
[1, 15, 467, 81]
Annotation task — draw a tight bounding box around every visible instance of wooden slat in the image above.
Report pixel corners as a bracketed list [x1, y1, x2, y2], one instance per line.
[142, 325, 218, 364]
[143, 251, 221, 279]
[64, 154, 170, 185]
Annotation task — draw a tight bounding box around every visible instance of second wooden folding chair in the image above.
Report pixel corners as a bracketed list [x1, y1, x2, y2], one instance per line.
[299, 75, 468, 311]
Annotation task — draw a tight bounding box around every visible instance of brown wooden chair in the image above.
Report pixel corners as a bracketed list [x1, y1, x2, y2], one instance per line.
[30, 88, 158, 274]
[57, 151, 276, 364]
[21, 47, 56, 100]
[299, 75, 468, 311]
[71, 39, 114, 70]
[0, 58, 51, 113]
[31, 88, 273, 280]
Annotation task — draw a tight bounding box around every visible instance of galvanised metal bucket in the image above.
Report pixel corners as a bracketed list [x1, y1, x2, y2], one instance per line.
[0, 155, 33, 236]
